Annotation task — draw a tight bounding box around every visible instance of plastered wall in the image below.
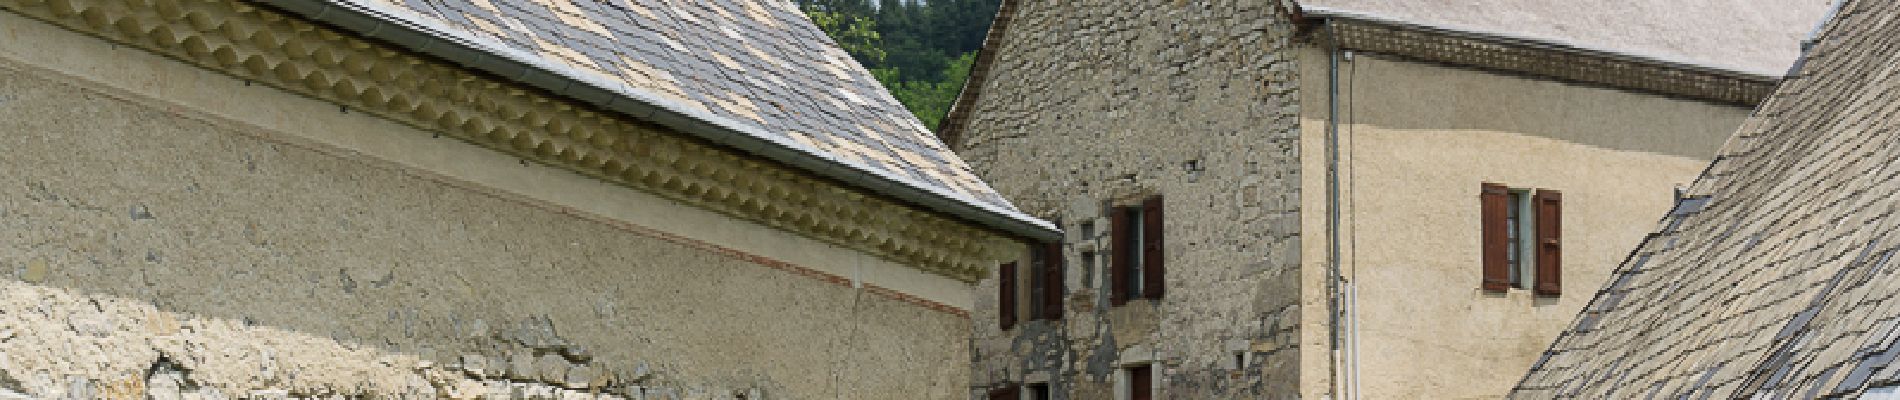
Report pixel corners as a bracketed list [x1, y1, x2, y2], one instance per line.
[1297, 50, 1751, 399]
[955, 0, 1305, 398]
[0, 10, 974, 399]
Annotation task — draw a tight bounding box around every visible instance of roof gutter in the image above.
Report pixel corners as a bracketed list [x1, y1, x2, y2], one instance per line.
[249, 0, 1060, 242]
[1301, 5, 1783, 83]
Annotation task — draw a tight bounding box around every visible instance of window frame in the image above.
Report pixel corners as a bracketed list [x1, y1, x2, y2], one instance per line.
[1024, 383, 1050, 400]
[1122, 364, 1154, 400]
[1508, 188, 1538, 289]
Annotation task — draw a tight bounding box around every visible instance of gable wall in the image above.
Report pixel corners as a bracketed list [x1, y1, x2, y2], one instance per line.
[955, 0, 1306, 398]
[0, 8, 979, 399]
[1295, 49, 1752, 399]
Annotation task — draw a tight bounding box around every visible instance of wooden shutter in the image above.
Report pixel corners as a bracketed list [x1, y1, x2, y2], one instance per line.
[1043, 241, 1065, 320]
[1535, 189, 1563, 296]
[999, 262, 1018, 330]
[1111, 207, 1132, 306]
[988, 384, 1020, 400]
[1480, 183, 1511, 292]
[1142, 195, 1166, 299]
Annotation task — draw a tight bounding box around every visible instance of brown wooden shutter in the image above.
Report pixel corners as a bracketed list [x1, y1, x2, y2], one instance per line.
[1043, 241, 1065, 320]
[1480, 183, 1511, 292]
[1111, 207, 1132, 306]
[988, 384, 1020, 400]
[1535, 189, 1563, 296]
[999, 262, 1017, 330]
[1142, 195, 1166, 299]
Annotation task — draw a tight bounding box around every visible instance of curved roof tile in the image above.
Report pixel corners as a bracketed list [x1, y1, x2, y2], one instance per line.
[291, 0, 1041, 234]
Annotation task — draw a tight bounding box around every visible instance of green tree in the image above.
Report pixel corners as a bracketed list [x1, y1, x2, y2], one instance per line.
[882, 51, 977, 129]
[804, 4, 885, 65]
[803, 0, 1000, 132]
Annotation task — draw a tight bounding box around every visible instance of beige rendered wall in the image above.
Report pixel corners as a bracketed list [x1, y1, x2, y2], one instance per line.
[0, 10, 975, 399]
[1298, 49, 1749, 399]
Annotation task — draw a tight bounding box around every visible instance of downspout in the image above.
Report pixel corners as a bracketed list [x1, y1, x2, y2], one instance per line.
[1324, 20, 1346, 400]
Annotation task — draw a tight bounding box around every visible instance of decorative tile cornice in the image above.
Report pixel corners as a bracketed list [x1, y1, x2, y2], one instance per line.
[0, 0, 1017, 282]
[1325, 18, 1779, 106]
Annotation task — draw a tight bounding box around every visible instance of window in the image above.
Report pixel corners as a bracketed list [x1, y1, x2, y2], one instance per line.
[1081, 250, 1097, 294]
[1025, 383, 1050, 400]
[988, 384, 1020, 400]
[1481, 183, 1562, 295]
[1004, 239, 1066, 330]
[1125, 364, 1154, 400]
[1111, 195, 1165, 305]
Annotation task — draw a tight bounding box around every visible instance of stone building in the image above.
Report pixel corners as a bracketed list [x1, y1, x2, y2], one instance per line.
[0, 0, 1054, 398]
[1516, 0, 1900, 397]
[944, 0, 1830, 398]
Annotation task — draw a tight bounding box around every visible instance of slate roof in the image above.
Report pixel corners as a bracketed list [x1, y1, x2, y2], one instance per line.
[1512, 0, 1900, 397]
[1298, 0, 1836, 76]
[270, 0, 1047, 235]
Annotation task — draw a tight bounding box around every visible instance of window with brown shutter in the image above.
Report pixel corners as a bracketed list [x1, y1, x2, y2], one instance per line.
[999, 262, 1017, 331]
[1111, 207, 1132, 306]
[1043, 241, 1065, 320]
[1481, 183, 1511, 292]
[1142, 195, 1166, 299]
[1534, 189, 1563, 296]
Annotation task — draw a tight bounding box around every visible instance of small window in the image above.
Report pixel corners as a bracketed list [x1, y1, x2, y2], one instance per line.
[1125, 364, 1154, 400]
[1482, 183, 1562, 295]
[1082, 251, 1097, 289]
[1025, 383, 1050, 400]
[988, 384, 1020, 400]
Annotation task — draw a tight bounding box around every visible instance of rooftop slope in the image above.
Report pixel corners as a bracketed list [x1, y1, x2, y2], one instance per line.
[1513, 0, 1900, 397]
[1299, 0, 1835, 76]
[290, 0, 1029, 225]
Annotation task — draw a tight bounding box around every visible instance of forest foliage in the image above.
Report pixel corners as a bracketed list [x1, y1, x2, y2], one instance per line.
[798, 0, 1000, 131]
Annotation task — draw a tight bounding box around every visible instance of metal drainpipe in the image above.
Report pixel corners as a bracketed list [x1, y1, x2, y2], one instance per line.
[1325, 20, 1346, 400]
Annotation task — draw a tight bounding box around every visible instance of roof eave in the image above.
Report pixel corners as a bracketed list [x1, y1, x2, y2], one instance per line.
[253, 0, 1061, 243]
[1303, 6, 1781, 79]
[1304, 5, 1784, 105]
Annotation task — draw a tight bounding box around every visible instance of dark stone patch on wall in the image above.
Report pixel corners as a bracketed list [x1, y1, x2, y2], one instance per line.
[961, 0, 1305, 397]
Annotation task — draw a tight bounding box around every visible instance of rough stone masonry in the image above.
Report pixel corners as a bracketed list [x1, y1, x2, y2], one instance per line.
[955, 0, 1306, 398]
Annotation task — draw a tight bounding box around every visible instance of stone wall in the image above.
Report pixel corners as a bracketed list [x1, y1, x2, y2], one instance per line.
[0, 53, 971, 399]
[955, 0, 1304, 398]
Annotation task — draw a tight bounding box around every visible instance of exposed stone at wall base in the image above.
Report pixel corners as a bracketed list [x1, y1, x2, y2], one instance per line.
[0, 282, 767, 399]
